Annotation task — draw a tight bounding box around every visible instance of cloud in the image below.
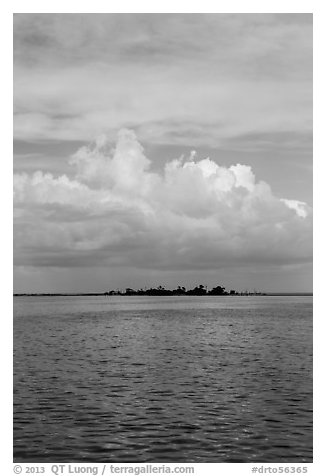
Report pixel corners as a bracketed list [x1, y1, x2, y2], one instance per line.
[13, 67, 312, 147]
[13, 14, 312, 146]
[14, 129, 312, 271]
[14, 14, 312, 75]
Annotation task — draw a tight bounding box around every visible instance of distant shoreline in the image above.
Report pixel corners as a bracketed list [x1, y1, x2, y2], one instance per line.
[13, 292, 313, 297]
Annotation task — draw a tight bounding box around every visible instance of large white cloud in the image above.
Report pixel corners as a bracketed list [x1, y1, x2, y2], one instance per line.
[13, 129, 312, 271]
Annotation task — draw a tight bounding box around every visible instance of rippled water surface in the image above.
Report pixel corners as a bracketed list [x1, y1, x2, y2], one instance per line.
[14, 295, 312, 462]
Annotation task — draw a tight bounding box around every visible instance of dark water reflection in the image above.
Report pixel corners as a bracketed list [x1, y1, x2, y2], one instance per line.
[13, 296, 312, 462]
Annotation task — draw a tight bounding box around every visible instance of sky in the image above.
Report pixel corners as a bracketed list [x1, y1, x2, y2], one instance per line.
[13, 13, 313, 293]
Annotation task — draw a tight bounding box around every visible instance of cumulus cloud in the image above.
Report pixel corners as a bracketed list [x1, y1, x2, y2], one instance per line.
[13, 130, 312, 270]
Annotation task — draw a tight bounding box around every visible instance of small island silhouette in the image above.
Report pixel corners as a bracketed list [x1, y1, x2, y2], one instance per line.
[108, 285, 235, 296]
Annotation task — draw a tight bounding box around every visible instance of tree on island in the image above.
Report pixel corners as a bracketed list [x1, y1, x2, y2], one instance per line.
[173, 286, 186, 295]
[186, 284, 207, 295]
[208, 285, 227, 295]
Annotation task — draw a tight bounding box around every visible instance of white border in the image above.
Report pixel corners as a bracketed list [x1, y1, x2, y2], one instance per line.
[5, 3, 323, 475]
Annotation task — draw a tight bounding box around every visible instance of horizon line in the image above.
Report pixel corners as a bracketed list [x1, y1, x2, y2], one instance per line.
[13, 292, 313, 297]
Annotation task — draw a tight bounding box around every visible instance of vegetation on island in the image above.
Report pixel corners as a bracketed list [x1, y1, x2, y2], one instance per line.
[105, 285, 265, 296]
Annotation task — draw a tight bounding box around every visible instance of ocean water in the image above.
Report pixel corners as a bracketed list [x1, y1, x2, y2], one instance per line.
[13, 295, 313, 463]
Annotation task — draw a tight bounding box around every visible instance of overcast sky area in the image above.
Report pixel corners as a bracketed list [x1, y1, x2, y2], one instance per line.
[13, 13, 312, 293]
